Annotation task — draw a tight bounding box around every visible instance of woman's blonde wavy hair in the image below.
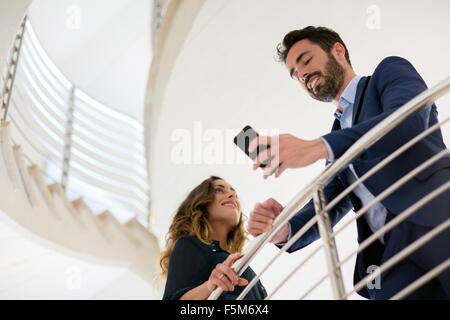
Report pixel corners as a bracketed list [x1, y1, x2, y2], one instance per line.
[160, 176, 247, 277]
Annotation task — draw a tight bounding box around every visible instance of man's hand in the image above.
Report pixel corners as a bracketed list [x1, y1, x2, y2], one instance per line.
[248, 198, 289, 244]
[249, 134, 328, 179]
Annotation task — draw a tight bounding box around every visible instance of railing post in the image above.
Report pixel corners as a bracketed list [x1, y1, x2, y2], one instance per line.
[313, 184, 347, 299]
[61, 86, 76, 189]
[1, 16, 27, 121]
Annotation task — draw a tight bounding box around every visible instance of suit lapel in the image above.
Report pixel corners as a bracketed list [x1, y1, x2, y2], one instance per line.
[331, 118, 341, 131]
[351, 76, 369, 126]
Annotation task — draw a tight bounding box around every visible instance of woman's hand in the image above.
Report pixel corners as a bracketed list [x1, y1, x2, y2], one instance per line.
[206, 252, 249, 292]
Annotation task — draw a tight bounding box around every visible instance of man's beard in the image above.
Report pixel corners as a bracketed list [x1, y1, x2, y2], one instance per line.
[308, 53, 345, 102]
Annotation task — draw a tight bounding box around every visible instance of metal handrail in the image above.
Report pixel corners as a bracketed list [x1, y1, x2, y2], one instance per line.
[238, 116, 450, 300]
[13, 81, 67, 131]
[24, 20, 72, 90]
[2, 17, 151, 226]
[298, 179, 449, 300]
[208, 77, 450, 300]
[16, 41, 147, 163]
[74, 91, 143, 131]
[269, 147, 450, 299]
[20, 45, 71, 105]
[18, 30, 144, 153]
[10, 96, 148, 186]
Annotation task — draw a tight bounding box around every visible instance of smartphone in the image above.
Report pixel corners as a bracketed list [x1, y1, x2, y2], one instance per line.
[233, 125, 269, 168]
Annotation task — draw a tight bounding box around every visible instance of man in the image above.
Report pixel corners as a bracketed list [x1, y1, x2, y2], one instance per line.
[247, 26, 449, 299]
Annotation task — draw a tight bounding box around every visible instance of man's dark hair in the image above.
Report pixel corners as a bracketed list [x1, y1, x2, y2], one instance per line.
[276, 26, 352, 66]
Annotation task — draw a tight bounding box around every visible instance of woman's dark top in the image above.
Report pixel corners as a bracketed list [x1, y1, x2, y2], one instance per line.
[163, 235, 267, 300]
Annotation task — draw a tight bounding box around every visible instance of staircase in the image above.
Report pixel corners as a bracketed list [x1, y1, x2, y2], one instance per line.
[0, 120, 161, 298]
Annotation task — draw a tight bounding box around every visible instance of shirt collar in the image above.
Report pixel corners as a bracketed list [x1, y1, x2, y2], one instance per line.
[338, 75, 362, 112]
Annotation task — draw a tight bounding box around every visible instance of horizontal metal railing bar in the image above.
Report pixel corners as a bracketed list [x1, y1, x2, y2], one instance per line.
[302, 182, 449, 300]
[19, 51, 69, 103]
[69, 168, 148, 208]
[20, 24, 144, 148]
[24, 21, 142, 133]
[20, 43, 71, 103]
[237, 216, 319, 300]
[13, 93, 146, 180]
[18, 57, 69, 109]
[24, 21, 72, 89]
[9, 115, 64, 165]
[390, 259, 450, 300]
[265, 237, 324, 300]
[65, 172, 148, 214]
[18, 149, 137, 217]
[9, 121, 64, 172]
[74, 111, 144, 154]
[208, 185, 316, 300]
[69, 149, 148, 188]
[339, 149, 450, 266]
[68, 159, 148, 196]
[72, 114, 144, 151]
[314, 78, 450, 189]
[66, 182, 148, 215]
[11, 133, 58, 171]
[69, 161, 149, 202]
[347, 217, 450, 298]
[297, 268, 328, 299]
[73, 104, 144, 143]
[13, 82, 67, 136]
[70, 134, 144, 169]
[14, 76, 67, 124]
[208, 77, 450, 300]
[74, 90, 143, 131]
[325, 118, 450, 213]
[15, 65, 69, 120]
[213, 149, 448, 299]
[72, 120, 145, 155]
[73, 95, 144, 131]
[10, 98, 66, 150]
[12, 107, 148, 206]
[4, 19, 151, 229]
[296, 150, 449, 299]
[71, 135, 146, 168]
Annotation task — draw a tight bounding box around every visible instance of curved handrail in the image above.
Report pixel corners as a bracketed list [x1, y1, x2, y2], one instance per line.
[238, 115, 450, 300]
[3, 18, 151, 226]
[208, 76, 450, 300]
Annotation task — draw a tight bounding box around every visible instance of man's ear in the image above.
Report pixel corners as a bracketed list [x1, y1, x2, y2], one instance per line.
[333, 42, 346, 61]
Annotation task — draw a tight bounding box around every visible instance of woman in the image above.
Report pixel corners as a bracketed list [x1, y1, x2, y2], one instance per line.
[161, 176, 267, 300]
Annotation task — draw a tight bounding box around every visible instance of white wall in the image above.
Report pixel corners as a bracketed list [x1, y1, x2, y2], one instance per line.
[147, 0, 450, 299]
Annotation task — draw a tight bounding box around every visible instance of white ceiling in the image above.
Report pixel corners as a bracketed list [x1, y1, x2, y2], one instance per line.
[27, 0, 152, 121]
[147, 0, 450, 298]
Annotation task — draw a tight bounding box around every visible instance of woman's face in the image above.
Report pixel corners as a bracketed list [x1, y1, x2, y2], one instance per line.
[207, 179, 241, 229]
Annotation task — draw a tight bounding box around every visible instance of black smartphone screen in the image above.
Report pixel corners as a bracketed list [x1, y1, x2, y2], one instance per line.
[233, 126, 268, 168]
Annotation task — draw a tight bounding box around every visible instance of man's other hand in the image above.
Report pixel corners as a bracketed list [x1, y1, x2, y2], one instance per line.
[248, 198, 290, 244]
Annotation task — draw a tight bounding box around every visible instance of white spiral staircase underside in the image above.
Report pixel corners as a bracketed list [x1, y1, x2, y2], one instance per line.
[0, 120, 162, 299]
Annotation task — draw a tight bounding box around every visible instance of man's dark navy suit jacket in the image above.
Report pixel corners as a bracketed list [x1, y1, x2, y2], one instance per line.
[285, 56, 449, 299]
